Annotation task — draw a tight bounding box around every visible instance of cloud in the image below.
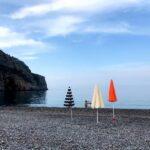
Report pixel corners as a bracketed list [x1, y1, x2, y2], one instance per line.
[24, 15, 84, 36]
[11, 0, 144, 19]
[0, 26, 43, 48]
[0, 26, 56, 60]
[84, 22, 132, 34]
[83, 22, 150, 36]
[18, 55, 38, 60]
[11, 3, 51, 19]
[10, 0, 149, 37]
[47, 15, 84, 36]
[26, 15, 134, 37]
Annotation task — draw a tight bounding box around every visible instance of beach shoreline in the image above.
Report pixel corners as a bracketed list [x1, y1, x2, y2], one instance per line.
[0, 107, 149, 149]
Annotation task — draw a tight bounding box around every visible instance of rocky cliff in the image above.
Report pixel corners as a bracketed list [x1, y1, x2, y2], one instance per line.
[0, 50, 47, 91]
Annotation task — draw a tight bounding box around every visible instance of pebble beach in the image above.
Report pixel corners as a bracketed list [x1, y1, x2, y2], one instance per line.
[0, 107, 149, 150]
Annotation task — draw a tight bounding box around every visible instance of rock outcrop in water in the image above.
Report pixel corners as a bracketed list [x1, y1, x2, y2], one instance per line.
[0, 50, 47, 91]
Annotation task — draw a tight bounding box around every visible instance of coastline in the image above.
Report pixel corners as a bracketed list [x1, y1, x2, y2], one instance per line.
[0, 107, 149, 149]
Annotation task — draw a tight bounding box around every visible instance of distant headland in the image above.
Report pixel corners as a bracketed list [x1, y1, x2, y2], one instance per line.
[0, 50, 47, 91]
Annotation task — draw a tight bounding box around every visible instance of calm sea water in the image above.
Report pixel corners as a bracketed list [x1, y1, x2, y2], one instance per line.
[0, 90, 150, 109]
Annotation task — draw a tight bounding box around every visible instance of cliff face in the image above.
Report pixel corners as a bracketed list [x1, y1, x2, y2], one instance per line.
[0, 50, 47, 91]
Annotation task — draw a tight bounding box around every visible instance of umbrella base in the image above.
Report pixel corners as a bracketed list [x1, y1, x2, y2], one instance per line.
[112, 117, 117, 123]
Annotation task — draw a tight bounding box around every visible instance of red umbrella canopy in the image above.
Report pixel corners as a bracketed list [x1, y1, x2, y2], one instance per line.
[108, 80, 117, 102]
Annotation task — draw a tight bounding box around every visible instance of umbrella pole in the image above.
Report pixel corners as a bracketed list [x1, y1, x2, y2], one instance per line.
[113, 103, 115, 120]
[71, 107, 73, 121]
[97, 109, 99, 123]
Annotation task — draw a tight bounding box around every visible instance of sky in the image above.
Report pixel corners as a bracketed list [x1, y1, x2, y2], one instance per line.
[0, 0, 150, 103]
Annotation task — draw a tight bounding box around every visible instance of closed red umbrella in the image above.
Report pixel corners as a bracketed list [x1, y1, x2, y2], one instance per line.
[108, 80, 117, 120]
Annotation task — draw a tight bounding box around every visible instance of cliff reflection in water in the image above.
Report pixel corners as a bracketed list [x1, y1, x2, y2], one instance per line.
[0, 91, 47, 106]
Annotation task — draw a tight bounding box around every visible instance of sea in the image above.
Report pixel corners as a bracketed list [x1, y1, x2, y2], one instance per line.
[0, 89, 150, 109]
